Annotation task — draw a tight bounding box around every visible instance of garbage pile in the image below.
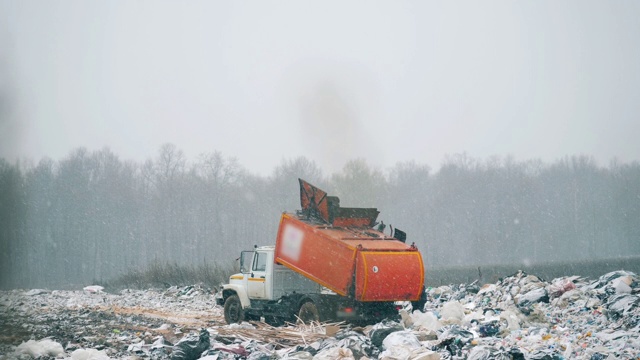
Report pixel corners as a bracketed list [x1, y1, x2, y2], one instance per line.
[0, 284, 221, 358]
[1, 271, 639, 359]
[411, 270, 639, 359]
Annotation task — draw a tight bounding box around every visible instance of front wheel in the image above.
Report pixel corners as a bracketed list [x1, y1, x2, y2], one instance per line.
[297, 301, 320, 324]
[224, 294, 244, 324]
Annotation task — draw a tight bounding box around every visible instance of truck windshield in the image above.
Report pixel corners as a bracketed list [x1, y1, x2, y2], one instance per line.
[240, 251, 254, 273]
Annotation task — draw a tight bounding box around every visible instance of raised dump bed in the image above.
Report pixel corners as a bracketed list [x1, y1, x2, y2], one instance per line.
[274, 180, 424, 302]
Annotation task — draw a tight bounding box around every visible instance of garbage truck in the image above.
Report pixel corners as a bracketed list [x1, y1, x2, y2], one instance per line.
[216, 179, 426, 325]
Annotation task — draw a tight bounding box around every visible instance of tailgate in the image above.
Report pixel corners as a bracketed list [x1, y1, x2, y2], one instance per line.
[355, 250, 424, 302]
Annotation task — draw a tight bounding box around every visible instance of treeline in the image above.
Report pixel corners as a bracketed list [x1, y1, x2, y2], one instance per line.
[0, 145, 639, 289]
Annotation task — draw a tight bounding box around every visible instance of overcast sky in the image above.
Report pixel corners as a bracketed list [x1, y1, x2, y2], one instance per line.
[1, 1, 639, 175]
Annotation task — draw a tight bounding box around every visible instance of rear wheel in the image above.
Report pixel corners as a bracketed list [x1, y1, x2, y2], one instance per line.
[224, 294, 244, 324]
[298, 301, 320, 324]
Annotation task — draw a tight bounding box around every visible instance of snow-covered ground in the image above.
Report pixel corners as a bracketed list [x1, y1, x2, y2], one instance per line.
[1, 271, 638, 359]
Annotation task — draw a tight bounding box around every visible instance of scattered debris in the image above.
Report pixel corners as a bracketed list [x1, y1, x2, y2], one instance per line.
[1, 271, 639, 359]
[23, 289, 51, 297]
[83, 285, 105, 294]
[69, 348, 111, 360]
[13, 339, 64, 358]
[172, 328, 210, 360]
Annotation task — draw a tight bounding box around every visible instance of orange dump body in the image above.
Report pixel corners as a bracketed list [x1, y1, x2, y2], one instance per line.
[274, 213, 425, 302]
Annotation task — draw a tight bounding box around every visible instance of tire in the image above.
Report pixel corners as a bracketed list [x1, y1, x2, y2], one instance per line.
[224, 294, 244, 324]
[297, 301, 320, 324]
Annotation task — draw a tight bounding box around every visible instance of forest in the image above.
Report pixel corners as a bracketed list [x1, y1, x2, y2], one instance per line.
[1, 144, 639, 289]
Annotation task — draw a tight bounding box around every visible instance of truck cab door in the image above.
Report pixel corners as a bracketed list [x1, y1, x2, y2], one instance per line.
[247, 251, 267, 298]
[229, 251, 253, 288]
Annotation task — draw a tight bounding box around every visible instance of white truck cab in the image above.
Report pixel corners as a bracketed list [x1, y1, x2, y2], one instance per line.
[217, 246, 325, 324]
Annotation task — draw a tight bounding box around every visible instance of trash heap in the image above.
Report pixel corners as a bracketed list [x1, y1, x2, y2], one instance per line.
[407, 270, 640, 359]
[1, 271, 639, 359]
[0, 284, 222, 358]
